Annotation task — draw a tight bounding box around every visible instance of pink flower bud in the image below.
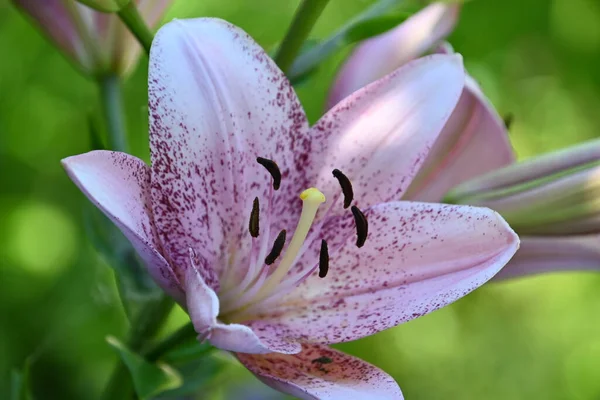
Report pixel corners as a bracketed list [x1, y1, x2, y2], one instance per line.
[12, 0, 172, 76]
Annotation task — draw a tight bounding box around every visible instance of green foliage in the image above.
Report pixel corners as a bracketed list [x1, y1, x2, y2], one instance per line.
[10, 360, 33, 400]
[106, 336, 182, 400]
[344, 12, 410, 42]
[288, 0, 419, 82]
[83, 205, 162, 321]
[159, 341, 229, 397]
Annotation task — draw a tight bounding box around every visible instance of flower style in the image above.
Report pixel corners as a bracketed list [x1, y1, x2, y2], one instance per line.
[62, 18, 519, 399]
[12, 0, 172, 76]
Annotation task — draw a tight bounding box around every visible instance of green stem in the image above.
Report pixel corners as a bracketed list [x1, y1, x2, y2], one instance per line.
[144, 322, 197, 362]
[288, 0, 402, 82]
[274, 0, 332, 74]
[100, 295, 174, 400]
[117, 1, 154, 55]
[98, 74, 128, 152]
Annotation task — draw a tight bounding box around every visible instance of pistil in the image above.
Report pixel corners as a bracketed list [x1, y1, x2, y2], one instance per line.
[252, 187, 326, 301]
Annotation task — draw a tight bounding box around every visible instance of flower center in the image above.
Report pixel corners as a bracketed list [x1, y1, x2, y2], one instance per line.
[216, 157, 367, 322]
[251, 187, 325, 302]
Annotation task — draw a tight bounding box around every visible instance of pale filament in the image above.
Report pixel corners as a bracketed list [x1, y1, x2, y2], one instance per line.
[255, 188, 325, 293]
[228, 188, 326, 316]
[219, 185, 274, 305]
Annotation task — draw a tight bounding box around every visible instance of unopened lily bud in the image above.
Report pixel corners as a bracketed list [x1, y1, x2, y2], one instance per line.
[446, 139, 600, 236]
[11, 0, 172, 77]
[76, 0, 130, 12]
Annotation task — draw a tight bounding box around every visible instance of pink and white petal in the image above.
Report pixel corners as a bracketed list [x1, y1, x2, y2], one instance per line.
[253, 202, 518, 343]
[209, 321, 301, 354]
[237, 343, 403, 400]
[494, 235, 600, 280]
[327, 3, 460, 109]
[185, 256, 219, 333]
[308, 54, 465, 216]
[404, 75, 515, 202]
[185, 261, 301, 354]
[62, 151, 184, 303]
[148, 18, 310, 289]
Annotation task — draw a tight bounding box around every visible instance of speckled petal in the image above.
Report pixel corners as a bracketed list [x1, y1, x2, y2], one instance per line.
[62, 151, 184, 303]
[308, 54, 465, 214]
[254, 201, 519, 343]
[494, 235, 600, 280]
[185, 256, 219, 333]
[210, 321, 302, 354]
[237, 343, 403, 400]
[185, 260, 301, 354]
[403, 75, 515, 202]
[327, 2, 460, 109]
[148, 18, 310, 290]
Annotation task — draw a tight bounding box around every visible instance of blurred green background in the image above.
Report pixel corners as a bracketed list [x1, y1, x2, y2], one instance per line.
[2, 0, 600, 398]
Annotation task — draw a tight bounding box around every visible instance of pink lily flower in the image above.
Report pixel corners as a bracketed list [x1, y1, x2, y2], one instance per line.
[328, 3, 514, 202]
[11, 0, 172, 76]
[62, 18, 519, 399]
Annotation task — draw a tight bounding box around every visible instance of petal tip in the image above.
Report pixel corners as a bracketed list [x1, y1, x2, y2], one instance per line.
[491, 210, 521, 256]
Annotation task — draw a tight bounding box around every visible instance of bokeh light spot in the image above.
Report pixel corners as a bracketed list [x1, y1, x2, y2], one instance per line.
[4, 200, 77, 275]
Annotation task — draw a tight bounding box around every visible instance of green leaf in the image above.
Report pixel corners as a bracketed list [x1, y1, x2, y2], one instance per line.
[157, 341, 230, 398]
[76, 0, 130, 12]
[83, 204, 162, 321]
[344, 13, 411, 43]
[270, 39, 320, 86]
[159, 354, 229, 397]
[107, 336, 183, 400]
[162, 338, 216, 364]
[10, 359, 33, 400]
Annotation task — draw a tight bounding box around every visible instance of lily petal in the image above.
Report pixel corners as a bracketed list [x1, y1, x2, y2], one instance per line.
[254, 202, 518, 343]
[327, 3, 460, 109]
[237, 343, 403, 400]
[186, 259, 301, 354]
[494, 235, 600, 280]
[211, 321, 301, 355]
[448, 139, 600, 199]
[185, 254, 219, 333]
[148, 18, 310, 289]
[403, 76, 515, 202]
[62, 151, 184, 302]
[308, 54, 465, 213]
